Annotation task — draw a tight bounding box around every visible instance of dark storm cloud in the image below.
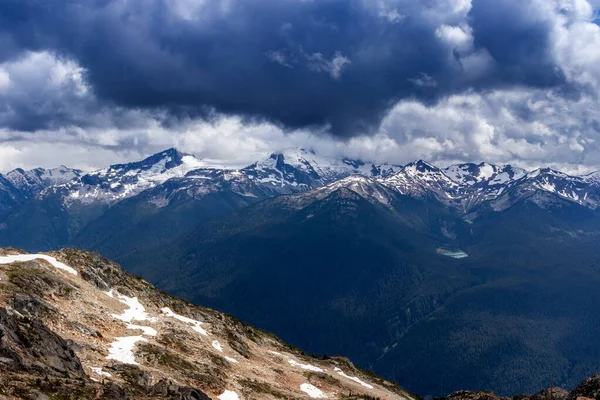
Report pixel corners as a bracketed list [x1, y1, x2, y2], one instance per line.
[0, 0, 570, 135]
[469, 0, 564, 87]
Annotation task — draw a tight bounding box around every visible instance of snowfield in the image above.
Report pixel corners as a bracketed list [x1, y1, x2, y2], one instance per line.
[217, 390, 240, 400]
[110, 293, 156, 323]
[105, 290, 157, 365]
[300, 383, 327, 398]
[288, 358, 324, 372]
[161, 307, 208, 335]
[107, 335, 148, 365]
[334, 367, 374, 389]
[0, 254, 78, 275]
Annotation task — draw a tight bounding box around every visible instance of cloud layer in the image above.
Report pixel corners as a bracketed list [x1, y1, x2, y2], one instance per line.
[0, 0, 600, 172]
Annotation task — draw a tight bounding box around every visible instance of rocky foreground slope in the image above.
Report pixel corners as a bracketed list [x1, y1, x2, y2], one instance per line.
[2, 248, 600, 400]
[438, 377, 600, 400]
[0, 247, 414, 399]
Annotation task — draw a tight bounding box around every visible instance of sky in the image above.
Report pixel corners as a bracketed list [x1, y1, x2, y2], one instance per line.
[1, 0, 600, 174]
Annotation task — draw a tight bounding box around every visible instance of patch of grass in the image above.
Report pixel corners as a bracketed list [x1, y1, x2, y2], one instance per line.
[156, 329, 193, 353]
[7, 264, 79, 299]
[138, 343, 227, 393]
[238, 378, 293, 399]
[138, 343, 197, 371]
[304, 371, 340, 386]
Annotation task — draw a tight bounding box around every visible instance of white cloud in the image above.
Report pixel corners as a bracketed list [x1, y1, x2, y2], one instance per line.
[376, 0, 406, 23]
[307, 51, 351, 80]
[0, 68, 10, 93]
[435, 24, 473, 51]
[2, 1, 600, 176]
[378, 86, 600, 174]
[408, 73, 438, 88]
[2, 84, 600, 175]
[266, 50, 292, 68]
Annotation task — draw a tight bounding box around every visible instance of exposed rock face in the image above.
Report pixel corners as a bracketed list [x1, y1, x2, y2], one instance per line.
[568, 374, 600, 400]
[0, 248, 413, 399]
[438, 386, 578, 400]
[148, 380, 212, 400]
[440, 390, 510, 400]
[0, 308, 84, 376]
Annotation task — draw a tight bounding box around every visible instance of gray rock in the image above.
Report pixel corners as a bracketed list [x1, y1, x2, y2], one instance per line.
[0, 307, 84, 377]
[149, 380, 212, 400]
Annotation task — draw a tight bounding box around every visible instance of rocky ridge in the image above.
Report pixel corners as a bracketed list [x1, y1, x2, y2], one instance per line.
[4, 149, 600, 222]
[0, 247, 414, 400]
[38, 148, 402, 208]
[437, 376, 600, 400]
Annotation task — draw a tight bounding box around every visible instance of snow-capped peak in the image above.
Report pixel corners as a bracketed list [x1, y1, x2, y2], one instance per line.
[250, 148, 401, 182]
[443, 163, 527, 186]
[302, 175, 394, 206]
[377, 160, 600, 212]
[4, 165, 82, 197]
[582, 171, 600, 185]
[382, 160, 459, 199]
[56, 149, 212, 205]
[513, 167, 600, 206]
[91, 148, 201, 178]
[233, 148, 402, 194]
[402, 160, 439, 176]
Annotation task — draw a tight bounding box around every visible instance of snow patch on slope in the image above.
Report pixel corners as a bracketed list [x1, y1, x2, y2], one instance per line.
[212, 340, 223, 352]
[334, 367, 374, 389]
[107, 335, 148, 365]
[300, 383, 327, 398]
[127, 324, 158, 336]
[90, 367, 112, 378]
[0, 254, 78, 275]
[161, 307, 208, 335]
[288, 359, 324, 372]
[104, 290, 157, 365]
[110, 294, 156, 323]
[218, 390, 240, 400]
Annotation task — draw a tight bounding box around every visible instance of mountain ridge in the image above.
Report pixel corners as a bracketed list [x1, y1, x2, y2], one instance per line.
[2, 148, 600, 224]
[0, 246, 413, 400]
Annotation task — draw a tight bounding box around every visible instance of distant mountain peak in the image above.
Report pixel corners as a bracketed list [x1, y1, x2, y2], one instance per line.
[306, 174, 395, 206]
[107, 148, 194, 173]
[582, 171, 600, 184]
[404, 159, 438, 173]
[3, 165, 82, 198]
[54, 149, 207, 205]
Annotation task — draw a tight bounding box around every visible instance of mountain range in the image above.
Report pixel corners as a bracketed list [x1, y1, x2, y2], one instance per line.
[2, 149, 600, 396]
[3, 148, 599, 235]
